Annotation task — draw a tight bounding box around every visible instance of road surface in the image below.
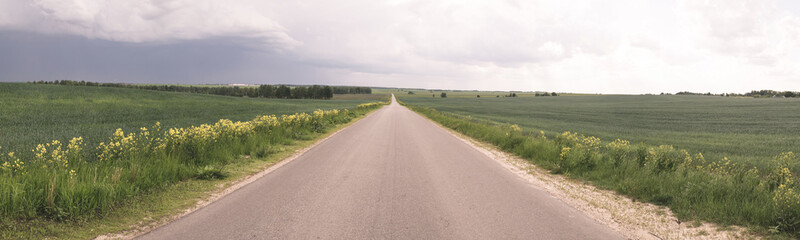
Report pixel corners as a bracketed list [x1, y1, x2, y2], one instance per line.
[138, 95, 623, 240]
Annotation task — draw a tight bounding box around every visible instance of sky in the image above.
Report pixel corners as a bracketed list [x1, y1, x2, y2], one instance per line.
[0, 0, 799, 94]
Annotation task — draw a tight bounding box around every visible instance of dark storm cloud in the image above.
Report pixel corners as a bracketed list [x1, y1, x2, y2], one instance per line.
[0, 31, 327, 84]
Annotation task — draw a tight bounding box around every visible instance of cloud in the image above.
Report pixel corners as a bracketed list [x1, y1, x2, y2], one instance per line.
[395, 0, 621, 66]
[0, 0, 799, 93]
[0, 0, 300, 50]
[261, 0, 626, 78]
[628, 34, 661, 50]
[678, 0, 800, 66]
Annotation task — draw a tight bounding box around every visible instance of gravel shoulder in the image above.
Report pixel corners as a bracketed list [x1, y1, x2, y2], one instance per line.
[432, 119, 758, 240]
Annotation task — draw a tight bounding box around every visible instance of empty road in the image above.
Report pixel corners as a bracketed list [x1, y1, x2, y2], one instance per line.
[138, 95, 623, 240]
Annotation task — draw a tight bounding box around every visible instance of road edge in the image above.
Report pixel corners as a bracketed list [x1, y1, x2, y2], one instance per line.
[95, 105, 388, 240]
[401, 104, 756, 240]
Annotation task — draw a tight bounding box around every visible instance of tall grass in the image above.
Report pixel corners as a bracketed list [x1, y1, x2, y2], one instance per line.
[0, 102, 385, 221]
[399, 95, 800, 169]
[406, 104, 800, 235]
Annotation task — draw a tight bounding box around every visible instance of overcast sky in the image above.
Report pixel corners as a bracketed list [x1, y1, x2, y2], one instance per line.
[1, 0, 799, 93]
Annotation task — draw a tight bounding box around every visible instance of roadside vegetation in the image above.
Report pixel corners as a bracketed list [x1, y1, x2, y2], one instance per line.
[399, 95, 800, 169]
[402, 100, 800, 236]
[0, 83, 386, 237]
[0, 102, 382, 220]
[0, 83, 376, 157]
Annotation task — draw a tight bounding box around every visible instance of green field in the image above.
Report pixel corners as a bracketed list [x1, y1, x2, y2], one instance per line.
[398, 94, 800, 169]
[0, 83, 379, 156]
[0, 83, 386, 238]
[400, 95, 800, 235]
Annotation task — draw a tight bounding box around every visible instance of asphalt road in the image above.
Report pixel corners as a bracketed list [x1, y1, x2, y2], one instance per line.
[138, 95, 623, 240]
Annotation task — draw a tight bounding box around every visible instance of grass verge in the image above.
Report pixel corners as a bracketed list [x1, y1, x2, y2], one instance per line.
[397, 94, 800, 169]
[0, 102, 386, 239]
[403, 102, 798, 237]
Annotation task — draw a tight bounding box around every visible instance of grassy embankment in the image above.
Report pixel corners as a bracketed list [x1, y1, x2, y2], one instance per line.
[0, 83, 386, 238]
[399, 95, 800, 236]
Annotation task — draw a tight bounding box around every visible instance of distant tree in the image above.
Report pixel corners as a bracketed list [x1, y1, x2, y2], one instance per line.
[332, 86, 371, 94]
[433, 94, 436, 98]
[440, 92, 447, 98]
[29, 81, 341, 99]
[307, 85, 320, 99]
[477, 95, 480, 98]
[551, 92, 558, 96]
[323, 86, 334, 99]
[259, 85, 275, 98]
[292, 86, 307, 99]
[785, 91, 796, 98]
[276, 85, 291, 98]
[408, 91, 415, 94]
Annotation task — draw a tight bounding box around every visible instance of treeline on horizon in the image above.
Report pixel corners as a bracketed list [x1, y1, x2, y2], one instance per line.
[29, 80, 372, 99]
[668, 90, 800, 98]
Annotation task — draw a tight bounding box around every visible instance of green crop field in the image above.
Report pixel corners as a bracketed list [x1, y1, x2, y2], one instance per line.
[0, 82, 387, 238]
[399, 94, 800, 234]
[0, 83, 380, 156]
[398, 94, 800, 169]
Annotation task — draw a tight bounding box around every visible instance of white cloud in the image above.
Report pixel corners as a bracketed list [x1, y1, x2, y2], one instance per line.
[393, 0, 623, 66]
[677, 0, 800, 66]
[0, 0, 300, 50]
[1, 0, 799, 93]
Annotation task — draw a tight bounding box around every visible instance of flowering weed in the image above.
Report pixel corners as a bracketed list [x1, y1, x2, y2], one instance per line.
[0, 101, 386, 222]
[406, 103, 800, 236]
